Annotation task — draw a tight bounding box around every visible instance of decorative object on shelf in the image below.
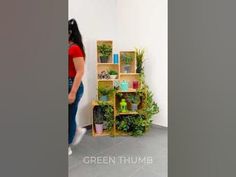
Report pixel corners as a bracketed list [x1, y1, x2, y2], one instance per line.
[93, 106, 104, 134]
[127, 93, 140, 111]
[121, 53, 134, 73]
[98, 86, 115, 101]
[113, 80, 120, 90]
[98, 70, 110, 79]
[120, 99, 127, 113]
[97, 43, 112, 63]
[132, 80, 139, 89]
[135, 48, 145, 73]
[107, 69, 118, 79]
[120, 80, 129, 91]
[113, 54, 119, 64]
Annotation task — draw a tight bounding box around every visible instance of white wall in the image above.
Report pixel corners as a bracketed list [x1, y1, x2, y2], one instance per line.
[69, 0, 117, 126]
[69, 0, 168, 127]
[116, 0, 168, 127]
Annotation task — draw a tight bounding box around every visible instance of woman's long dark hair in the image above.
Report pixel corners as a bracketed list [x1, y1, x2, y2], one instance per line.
[68, 19, 85, 57]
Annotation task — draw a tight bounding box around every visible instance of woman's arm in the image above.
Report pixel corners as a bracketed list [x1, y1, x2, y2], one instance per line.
[68, 57, 85, 104]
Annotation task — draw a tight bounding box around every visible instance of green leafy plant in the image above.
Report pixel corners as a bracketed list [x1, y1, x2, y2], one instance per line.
[98, 101, 114, 131]
[97, 44, 112, 58]
[121, 53, 134, 65]
[135, 48, 145, 73]
[116, 92, 123, 98]
[127, 93, 140, 104]
[98, 86, 115, 96]
[116, 115, 148, 136]
[137, 71, 159, 130]
[107, 69, 118, 75]
[93, 106, 104, 124]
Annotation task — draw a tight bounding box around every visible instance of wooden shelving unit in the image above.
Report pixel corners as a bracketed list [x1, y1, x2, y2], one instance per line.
[92, 40, 146, 137]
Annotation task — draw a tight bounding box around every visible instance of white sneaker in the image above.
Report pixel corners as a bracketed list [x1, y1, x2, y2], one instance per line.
[72, 128, 87, 146]
[68, 147, 72, 156]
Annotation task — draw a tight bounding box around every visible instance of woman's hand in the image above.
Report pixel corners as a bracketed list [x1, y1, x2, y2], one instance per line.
[68, 92, 76, 104]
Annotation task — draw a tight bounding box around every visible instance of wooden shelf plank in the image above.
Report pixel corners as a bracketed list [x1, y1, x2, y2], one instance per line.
[92, 100, 113, 106]
[93, 130, 111, 137]
[118, 111, 139, 115]
[116, 88, 137, 93]
[120, 73, 139, 75]
[115, 130, 129, 136]
[98, 79, 117, 82]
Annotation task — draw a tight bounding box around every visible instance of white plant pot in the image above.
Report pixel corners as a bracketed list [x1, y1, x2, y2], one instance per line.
[110, 75, 117, 79]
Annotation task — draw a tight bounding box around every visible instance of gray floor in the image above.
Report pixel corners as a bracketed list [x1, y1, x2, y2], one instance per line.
[69, 125, 167, 177]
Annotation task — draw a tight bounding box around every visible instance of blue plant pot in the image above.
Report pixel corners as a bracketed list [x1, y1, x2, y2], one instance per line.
[100, 95, 108, 101]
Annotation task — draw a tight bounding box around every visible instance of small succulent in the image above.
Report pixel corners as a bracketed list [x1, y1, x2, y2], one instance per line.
[108, 70, 118, 75]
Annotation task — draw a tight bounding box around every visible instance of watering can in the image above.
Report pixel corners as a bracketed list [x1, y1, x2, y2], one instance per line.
[120, 80, 129, 91]
[113, 80, 129, 91]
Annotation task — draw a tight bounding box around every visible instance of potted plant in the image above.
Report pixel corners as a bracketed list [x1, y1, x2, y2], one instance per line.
[97, 44, 112, 63]
[135, 48, 145, 73]
[98, 86, 115, 101]
[107, 69, 118, 79]
[100, 102, 114, 131]
[127, 93, 140, 111]
[94, 106, 104, 134]
[121, 53, 134, 73]
[116, 115, 147, 136]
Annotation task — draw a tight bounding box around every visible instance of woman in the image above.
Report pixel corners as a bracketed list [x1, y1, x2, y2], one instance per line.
[68, 19, 86, 156]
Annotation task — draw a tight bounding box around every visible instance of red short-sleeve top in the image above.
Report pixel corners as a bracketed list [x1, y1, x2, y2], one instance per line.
[68, 45, 84, 77]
